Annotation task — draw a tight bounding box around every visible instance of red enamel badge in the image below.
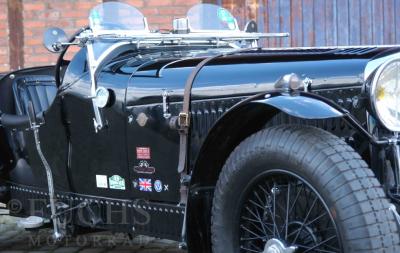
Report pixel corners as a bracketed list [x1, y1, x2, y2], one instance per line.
[136, 147, 151, 160]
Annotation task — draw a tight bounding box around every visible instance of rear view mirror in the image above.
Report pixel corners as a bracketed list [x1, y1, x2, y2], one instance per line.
[43, 27, 68, 53]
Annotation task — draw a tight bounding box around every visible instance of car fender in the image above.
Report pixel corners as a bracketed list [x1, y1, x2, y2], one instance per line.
[187, 91, 345, 252]
[252, 92, 343, 119]
[191, 91, 345, 187]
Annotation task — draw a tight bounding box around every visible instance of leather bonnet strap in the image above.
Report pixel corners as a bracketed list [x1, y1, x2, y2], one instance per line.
[177, 47, 261, 174]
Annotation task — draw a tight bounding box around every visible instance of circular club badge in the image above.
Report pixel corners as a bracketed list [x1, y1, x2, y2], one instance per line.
[154, 180, 163, 193]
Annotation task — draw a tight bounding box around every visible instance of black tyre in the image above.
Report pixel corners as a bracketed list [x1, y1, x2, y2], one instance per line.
[211, 125, 400, 253]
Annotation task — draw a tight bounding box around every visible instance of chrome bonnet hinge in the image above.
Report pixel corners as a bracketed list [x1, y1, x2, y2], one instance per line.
[162, 90, 172, 119]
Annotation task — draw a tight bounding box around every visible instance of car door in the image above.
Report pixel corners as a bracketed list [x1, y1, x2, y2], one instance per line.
[62, 70, 132, 200]
[124, 56, 190, 203]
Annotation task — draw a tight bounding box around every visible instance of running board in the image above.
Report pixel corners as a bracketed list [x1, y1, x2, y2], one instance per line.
[8, 183, 185, 241]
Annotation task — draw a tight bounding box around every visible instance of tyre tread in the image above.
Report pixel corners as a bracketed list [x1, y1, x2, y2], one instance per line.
[211, 125, 400, 253]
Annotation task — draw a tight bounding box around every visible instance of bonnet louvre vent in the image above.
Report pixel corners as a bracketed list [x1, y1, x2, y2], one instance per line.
[258, 46, 380, 56]
[334, 47, 378, 55]
[261, 48, 336, 55]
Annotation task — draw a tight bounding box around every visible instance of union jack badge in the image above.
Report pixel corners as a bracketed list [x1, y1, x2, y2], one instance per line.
[138, 178, 152, 192]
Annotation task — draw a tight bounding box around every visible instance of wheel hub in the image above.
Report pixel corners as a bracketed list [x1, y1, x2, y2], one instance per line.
[264, 239, 297, 253]
[238, 171, 341, 252]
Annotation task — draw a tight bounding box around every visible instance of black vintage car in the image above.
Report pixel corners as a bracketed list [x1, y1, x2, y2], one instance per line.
[0, 2, 400, 252]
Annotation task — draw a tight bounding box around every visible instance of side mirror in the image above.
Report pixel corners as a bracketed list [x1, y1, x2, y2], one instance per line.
[43, 27, 68, 53]
[244, 20, 258, 33]
[93, 87, 111, 108]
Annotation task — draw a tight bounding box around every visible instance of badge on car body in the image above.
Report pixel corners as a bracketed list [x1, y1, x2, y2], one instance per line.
[138, 178, 152, 192]
[132, 178, 168, 193]
[136, 147, 151, 160]
[96, 175, 108, 188]
[134, 160, 156, 174]
[109, 175, 126, 190]
[154, 180, 163, 192]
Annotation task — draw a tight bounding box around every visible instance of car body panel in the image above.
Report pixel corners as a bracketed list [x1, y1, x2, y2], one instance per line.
[1, 45, 400, 243]
[5, 46, 396, 201]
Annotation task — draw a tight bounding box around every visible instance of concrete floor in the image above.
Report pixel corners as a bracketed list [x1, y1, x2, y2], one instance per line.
[0, 215, 185, 253]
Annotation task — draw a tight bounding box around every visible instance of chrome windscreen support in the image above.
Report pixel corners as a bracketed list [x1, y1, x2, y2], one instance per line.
[86, 41, 104, 132]
[85, 40, 131, 132]
[27, 102, 64, 241]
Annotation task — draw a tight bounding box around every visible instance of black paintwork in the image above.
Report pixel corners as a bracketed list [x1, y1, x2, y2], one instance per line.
[1, 44, 399, 246]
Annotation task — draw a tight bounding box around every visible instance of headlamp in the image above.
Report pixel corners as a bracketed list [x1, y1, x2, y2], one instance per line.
[371, 59, 400, 132]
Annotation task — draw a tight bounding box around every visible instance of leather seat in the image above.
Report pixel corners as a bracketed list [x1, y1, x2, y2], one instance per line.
[12, 75, 57, 116]
[10, 75, 57, 152]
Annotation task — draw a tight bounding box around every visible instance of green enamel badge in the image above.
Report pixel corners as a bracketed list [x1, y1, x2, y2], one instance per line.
[109, 175, 126, 190]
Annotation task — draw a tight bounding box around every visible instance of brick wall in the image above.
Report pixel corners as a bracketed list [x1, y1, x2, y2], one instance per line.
[126, 0, 201, 30]
[23, 0, 103, 68]
[0, 0, 9, 72]
[2, 0, 202, 72]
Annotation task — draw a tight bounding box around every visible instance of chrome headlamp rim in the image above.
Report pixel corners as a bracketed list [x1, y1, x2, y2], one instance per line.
[370, 58, 400, 132]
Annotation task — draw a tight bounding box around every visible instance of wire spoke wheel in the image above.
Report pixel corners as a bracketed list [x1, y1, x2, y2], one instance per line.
[212, 126, 400, 253]
[239, 171, 341, 253]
